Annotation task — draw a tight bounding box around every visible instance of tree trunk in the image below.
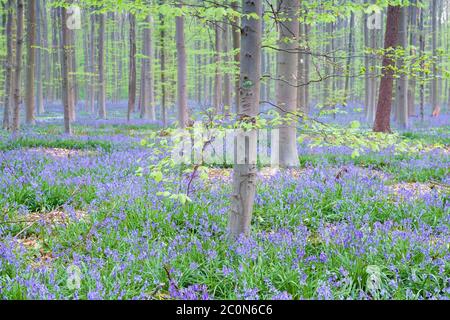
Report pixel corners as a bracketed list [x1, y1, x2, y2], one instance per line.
[229, 0, 262, 239]
[214, 24, 223, 113]
[159, 2, 167, 126]
[127, 12, 136, 121]
[231, 0, 240, 113]
[61, 4, 73, 135]
[373, 6, 401, 133]
[97, 13, 106, 119]
[431, 0, 439, 114]
[25, 0, 36, 125]
[41, 0, 51, 104]
[35, 0, 44, 115]
[2, 0, 13, 130]
[344, 12, 354, 104]
[407, 0, 417, 116]
[419, 5, 425, 121]
[89, 12, 96, 114]
[223, 21, 232, 113]
[396, 6, 408, 129]
[297, 20, 308, 114]
[141, 15, 155, 120]
[176, 5, 188, 128]
[12, 0, 24, 133]
[276, 0, 299, 167]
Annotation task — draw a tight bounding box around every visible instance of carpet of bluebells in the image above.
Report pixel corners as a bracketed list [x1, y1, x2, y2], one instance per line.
[0, 102, 449, 300]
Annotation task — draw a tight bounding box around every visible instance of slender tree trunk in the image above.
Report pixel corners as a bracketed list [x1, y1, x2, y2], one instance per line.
[25, 0, 36, 125]
[214, 24, 223, 113]
[373, 6, 401, 133]
[2, 0, 13, 130]
[61, 4, 73, 135]
[344, 12, 354, 104]
[231, 0, 240, 113]
[396, 6, 408, 129]
[50, 8, 60, 102]
[89, 12, 96, 114]
[176, 5, 188, 128]
[431, 0, 439, 115]
[407, 1, 417, 116]
[297, 21, 306, 113]
[42, 0, 51, 103]
[97, 13, 106, 119]
[419, 5, 425, 121]
[141, 15, 154, 120]
[12, 0, 24, 133]
[276, 0, 299, 167]
[229, 0, 262, 238]
[223, 21, 232, 113]
[159, 3, 167, 126]
[35, 0, 44, 115]
[127, 12, 136, 121]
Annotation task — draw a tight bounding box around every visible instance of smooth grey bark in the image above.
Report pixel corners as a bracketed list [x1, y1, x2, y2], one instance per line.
[97, 13, 106, 119]
[12, 0, 24, 133]
[127, 12, 136, 121]
[141, 15, 155, 120]
[175, 6, 188, 128]
[297, 21, 307, 114]
[61, 4, 73, 135]
[223, 21, 232, 113]
[431, 0, 439, 114]
[159, 2, 167, 126]
[408, 0, 417, 116]
[35, 0, 44, 115]
[2, 0, 13, 130]
[50, 7, 61, 102]
[344, 12, 354, 103]
[229, 0, 262, 239]
[88, 12, 96, 114]
[214, 24, 223, 113]
[25, 0, 36, 125]
[231, 0, 240, 113]
[396, 6, 408, 128]
[419, 4, 425, 121]
[42, 0, 51, 103]
[276, 0, 300, 168]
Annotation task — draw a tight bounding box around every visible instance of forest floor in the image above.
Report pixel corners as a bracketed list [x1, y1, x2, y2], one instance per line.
[0, 103, 449, 299]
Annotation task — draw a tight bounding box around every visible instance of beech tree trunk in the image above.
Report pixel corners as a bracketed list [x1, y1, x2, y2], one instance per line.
[12, 0, 24, 133]
[25, 0, 36, 125]
[431, 0, 439, 114]
[88, 12, 96, 114]
[214, 24, 223, 113]
[61, 4, 73, 135]
[159, 2, 167, 126]
[97, 13, 106, 119]
[373, 6, 401, 133]
[419, 5, 425, 121]
[141, 15, 155, 120]
[231, 0, 240, 113]
[35, 0, 44, 115]
[127, 12, 136, 121]
[344, 12, 354, 104]
[396, 6, 408, 129]
[223, 22, 232, 113]
[175, 5, 188, 128]
[276, 0, 300, 167]
[2, 0, 13, 130]
[408, 1, 417, 116]
[229, 0, 262, 238]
